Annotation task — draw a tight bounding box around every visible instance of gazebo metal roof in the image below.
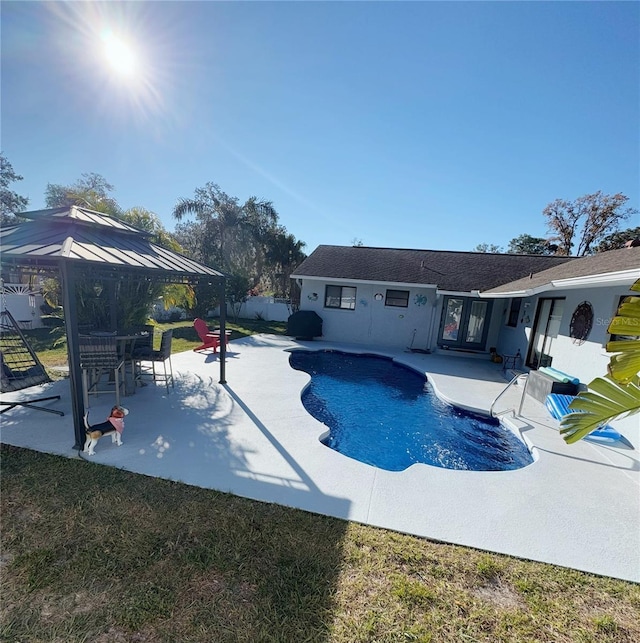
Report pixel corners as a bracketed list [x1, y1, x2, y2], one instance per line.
[1, 206, 227, 449]
[1, 206, 223, 283]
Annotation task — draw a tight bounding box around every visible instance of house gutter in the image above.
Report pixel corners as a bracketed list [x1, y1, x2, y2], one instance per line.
[478, 268, 640, 299]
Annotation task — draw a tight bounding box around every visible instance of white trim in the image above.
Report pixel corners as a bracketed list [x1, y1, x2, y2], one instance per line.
[480, 269, 640, 298]
[436, 290, 481, 297]
[551, 269, 640, 289]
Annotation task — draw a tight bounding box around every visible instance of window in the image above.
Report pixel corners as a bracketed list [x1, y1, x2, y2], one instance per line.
[385, 289, 409, 308]
[325, 285, 356, 310]
[506, 298, 521, 327]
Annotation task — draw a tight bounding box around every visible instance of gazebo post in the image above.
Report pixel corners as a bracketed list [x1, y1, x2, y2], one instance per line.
[60, 260, 86, 450]
[218, 276, 227, 384]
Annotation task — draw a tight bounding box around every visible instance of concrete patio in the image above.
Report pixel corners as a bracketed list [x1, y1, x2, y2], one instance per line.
[1, 334, 638, 583]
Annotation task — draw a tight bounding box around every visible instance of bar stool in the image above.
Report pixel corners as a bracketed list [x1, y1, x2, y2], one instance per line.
[79, 336, 126, 408]
[133, 329, 174, 393]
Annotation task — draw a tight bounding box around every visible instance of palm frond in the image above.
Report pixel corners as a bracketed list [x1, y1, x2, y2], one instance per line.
[173, 198, 205, 221]
[606, 288, 640, 383]
[559, 376, 640, 444]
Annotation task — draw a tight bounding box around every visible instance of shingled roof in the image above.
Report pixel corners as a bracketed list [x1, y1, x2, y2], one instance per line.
[291, 245, 575, 292]
[482, 246, 640, 296]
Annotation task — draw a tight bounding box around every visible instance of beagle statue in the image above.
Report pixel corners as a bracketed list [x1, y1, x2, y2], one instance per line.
[83, 405, 128, 456]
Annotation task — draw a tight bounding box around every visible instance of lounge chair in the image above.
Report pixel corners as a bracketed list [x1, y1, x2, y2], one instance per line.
[545, 393, 633, 447]
[193, 318, 230, 353]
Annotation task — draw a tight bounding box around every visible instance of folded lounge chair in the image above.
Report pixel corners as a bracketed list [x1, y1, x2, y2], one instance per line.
[545, 393, 633, 447]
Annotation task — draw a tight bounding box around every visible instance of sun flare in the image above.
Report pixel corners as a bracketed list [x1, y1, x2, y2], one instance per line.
[102, 32, 137, 78]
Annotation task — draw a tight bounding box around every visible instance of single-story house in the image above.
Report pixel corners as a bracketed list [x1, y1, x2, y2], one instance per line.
[291, 244, 640, 386]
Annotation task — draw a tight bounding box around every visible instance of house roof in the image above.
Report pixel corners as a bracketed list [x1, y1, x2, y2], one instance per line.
[1, 206, 223, 283]
[291, 245, 575, 292]
[482, 246, 640, 296]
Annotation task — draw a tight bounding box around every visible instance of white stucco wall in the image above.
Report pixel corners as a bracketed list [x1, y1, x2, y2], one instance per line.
[493, 296, 537, 364]
[298, 280, 438, 350]
[299, 278, 636, 386]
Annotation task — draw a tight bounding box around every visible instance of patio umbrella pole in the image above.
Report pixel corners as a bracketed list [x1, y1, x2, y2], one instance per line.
[60, 261, 86, 449]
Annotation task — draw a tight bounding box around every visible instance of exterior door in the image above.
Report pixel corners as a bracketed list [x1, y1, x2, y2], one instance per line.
[526, 298, 565, 369]
[438, 296, 492, 351]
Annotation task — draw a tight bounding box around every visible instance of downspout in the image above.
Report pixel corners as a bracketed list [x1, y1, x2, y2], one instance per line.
[427, 293, 441, 351]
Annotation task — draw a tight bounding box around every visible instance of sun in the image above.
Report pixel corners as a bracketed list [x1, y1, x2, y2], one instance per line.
[102, 32, 137, 78]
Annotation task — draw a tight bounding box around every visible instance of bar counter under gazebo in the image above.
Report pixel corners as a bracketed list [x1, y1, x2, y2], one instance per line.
[0, 206, 226, 449]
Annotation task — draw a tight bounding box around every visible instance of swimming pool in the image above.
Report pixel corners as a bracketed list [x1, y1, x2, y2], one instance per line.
[289, 350, 533, 472]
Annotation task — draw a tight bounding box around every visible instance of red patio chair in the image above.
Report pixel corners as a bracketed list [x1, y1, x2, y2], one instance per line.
[193, 318, 225, 353]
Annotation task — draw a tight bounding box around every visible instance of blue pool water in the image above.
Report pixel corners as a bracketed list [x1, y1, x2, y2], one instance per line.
[289, 350, 533, 472]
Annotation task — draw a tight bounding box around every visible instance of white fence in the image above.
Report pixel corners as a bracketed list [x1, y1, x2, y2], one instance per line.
[1, 285, 45, 329]
[212, 296, 293, 322]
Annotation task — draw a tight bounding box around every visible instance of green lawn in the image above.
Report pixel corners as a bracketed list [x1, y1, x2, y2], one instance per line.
[3, 319, 639, 641]
[27, 318, 287, 371]
[2, 445, 639, 642]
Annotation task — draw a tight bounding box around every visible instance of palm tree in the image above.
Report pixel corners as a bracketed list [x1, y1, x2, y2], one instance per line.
[265, 230, 307, 298]
[560, 279, 640, 443]
[173, 183, 279, 275]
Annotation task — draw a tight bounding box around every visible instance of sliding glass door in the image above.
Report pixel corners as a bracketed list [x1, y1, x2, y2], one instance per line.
[526, 298, 565, 369]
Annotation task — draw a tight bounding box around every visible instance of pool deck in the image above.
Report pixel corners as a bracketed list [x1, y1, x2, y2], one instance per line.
[1, 334, 639, 583]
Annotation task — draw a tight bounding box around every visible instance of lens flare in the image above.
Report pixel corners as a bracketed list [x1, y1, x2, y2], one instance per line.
[102, 32, 137, 78]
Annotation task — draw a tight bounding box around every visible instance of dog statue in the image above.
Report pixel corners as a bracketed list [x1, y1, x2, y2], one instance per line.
[83, 405, 128, 456]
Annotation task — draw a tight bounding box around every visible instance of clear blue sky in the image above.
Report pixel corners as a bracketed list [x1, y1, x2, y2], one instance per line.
[2, 1, 639, 254]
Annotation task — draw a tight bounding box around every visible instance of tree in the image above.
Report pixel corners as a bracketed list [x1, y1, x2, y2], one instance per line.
[542, 192, 636, 256]
[226, 274, 252, 323]
[173, 182, 306, 311]
[173, 183, 258, 272]
[121, 206, 183, 253]
[0, 153, 29, 225]
[593, 226, 640, 253]
[264, 229, 307, 298]
[473, 243, 503, 253]
[45, 173, 121, 216]
[507, 234, 556, 255]
[560, 280, 640, 443]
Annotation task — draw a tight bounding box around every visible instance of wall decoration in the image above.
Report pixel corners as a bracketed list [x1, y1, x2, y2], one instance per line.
[414, 294, 428, 307]
[359, 299, 368, 307]
[569, 301, 594, 345]
[307, 292, 318, 301]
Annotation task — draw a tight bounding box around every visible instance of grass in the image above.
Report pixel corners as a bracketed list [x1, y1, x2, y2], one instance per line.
[26, 318, 287, 371]
[2, 446, 639, 643]
[4, 318, 640, 641]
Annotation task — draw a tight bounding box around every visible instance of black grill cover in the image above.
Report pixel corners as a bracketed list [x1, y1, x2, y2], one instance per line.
[287, 311, 323, 340]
